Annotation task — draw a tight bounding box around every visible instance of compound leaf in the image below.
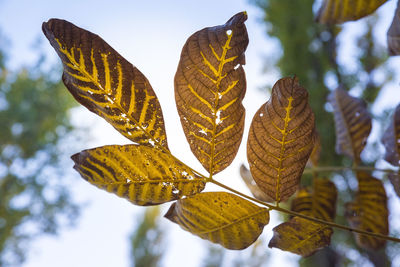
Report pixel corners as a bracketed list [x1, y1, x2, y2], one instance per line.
[72, 145, 206, 206]
[291, 179, 337, 222]
[247, 77, 315, 203]
[345, 171, 388, 250]
[268, 217, 333, 257]
[387, 0, 400, 55]
[165, 191, 269, 250]
[328, 88, 371, 164]
[43, 19, 168, 148]
[175, 12, 248, 175]
[316, 0, 388, 24]
[382, 103, 400, 166]
[239, 164, 272, 202]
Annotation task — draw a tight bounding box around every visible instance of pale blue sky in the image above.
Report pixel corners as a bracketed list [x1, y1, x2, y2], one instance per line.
[1, 0, 400, 267]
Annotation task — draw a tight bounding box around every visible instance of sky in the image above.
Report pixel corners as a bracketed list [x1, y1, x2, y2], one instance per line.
[0, 1, 284, 267]
[1, 0, 400, 267]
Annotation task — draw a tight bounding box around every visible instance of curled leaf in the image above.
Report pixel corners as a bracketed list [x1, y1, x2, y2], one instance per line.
[174, 12, 248, 175]
[345, 172, 388, 250]
[72, 145, 206, 206]
[43, 19, 168, 148]
[247, 77, 315, 203]
[328, 88, 371, 164]
[316, 0, 388, 24]
[387, 0, 400, 55]
[239, 164, 272, 202]
[291, 179, 337, 222]
[165, 191, 269, 250]
[268, 217, 333, 257]
[382, 104, 400, 166]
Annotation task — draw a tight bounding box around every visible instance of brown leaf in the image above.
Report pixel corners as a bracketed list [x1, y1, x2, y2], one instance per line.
[308, 132, 321, 167]
[316, 0, 388, 24]
[72, 145, 206, 206]
[165, 191, 269, 250]
[328, 88, 371, 164]
[239, 164, 273, 202]
[291, 179, 337, 221]
[268, 217, 333, 257]
[387, 0, 400, 55]
[382, 104, 400, 166]
[247, 77, 315, 203]
[42, 19, 168, 148]
[345, 171, 388, 250]
[174, 12, 248, 175]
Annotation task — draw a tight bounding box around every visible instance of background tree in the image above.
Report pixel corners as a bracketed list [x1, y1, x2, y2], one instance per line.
[252, 0, 396, 266]
[0, 41, 80, 266]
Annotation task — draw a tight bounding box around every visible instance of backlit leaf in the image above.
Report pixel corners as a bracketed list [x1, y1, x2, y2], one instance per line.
[164, 192, 269, 250]
[174, 12, 248, 175]
[43, 19, 168, 148]
[345, 171, 388, 250]
[268, 217, 333, 257]
[328, 88, 371, 164]
[247, 77, 315, 203]
[291, 179, 337, 222]
[316, 0, 388, 24]
[308, 132, 321, 167]
[382, 103, 400, 166]
[239, 164, 272, 202]
[387, 0, 400, 55]
[71, 145, 206, 206]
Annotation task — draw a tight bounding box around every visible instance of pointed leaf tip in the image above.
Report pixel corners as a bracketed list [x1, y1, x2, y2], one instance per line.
[174, 13, 248, 175]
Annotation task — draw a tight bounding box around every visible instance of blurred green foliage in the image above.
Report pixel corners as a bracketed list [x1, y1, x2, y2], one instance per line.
[0, 42, 79, 266]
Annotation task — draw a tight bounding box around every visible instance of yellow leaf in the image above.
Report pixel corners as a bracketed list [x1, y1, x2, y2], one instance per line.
[388, 1, 400, 55]
[164, 192, 269, 250]
[268, 217, 333, 257]
[71, 145, 206, 206]
[291, 179, 337, 222]
[328, 88, 371, 164]
[345, 171, 388, 250]
[382, 103, 400, 166]
[174, 12, 248, 175]
[239, 164, 273, 202]
[316, 0, 388, 24]
[247, 77, 315, 203]
[42, 19, 168, 148]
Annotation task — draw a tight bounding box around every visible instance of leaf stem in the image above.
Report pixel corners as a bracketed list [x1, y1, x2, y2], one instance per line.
[209, 178, 400, 243]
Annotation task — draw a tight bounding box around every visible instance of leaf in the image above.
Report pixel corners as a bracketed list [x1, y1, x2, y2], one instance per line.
[291, 179, 337, 221]
[345, 171, 388, 250]
[327, 88, 371, 164]
[382, 103, 400, 166]
[71, 144, 206, 206]
[388, 172, 400, 198]
[247, 77, 315, 203]
[387, 0, 400, 55]
[316, 0, 388, 24]
[239, 164, 273, 202]
[174, 12, 248, 175]
[42, 19, 168, 148]
[268, 217, 333, 257]
[164, 191, 269, 250]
